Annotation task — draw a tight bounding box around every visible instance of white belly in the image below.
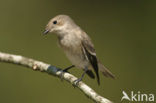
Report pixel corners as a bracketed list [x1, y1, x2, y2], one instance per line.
[58, 33, 89, 69]
[64, 49, 89, 69]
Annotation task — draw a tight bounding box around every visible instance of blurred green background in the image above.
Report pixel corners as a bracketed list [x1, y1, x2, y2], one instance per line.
[0, 0, 155, 103]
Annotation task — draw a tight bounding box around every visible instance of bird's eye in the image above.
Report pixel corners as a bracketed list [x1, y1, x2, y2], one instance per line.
[53, 20, 57, 24]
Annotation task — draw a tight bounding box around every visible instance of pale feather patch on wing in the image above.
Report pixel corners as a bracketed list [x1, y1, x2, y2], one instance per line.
[81, 40, 100, 85]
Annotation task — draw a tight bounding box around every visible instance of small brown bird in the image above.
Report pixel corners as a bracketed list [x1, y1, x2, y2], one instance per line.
[44, 15, 115, 85]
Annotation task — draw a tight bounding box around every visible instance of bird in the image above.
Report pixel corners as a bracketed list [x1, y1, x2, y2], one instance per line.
[43, 14, 115, 85]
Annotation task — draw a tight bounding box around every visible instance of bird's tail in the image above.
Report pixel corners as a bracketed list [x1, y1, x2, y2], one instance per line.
[98, 62, 115, 79]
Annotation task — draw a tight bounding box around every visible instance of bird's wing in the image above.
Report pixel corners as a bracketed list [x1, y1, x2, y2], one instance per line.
[86, 70, 95, 79]
[81, 38, 100, 85]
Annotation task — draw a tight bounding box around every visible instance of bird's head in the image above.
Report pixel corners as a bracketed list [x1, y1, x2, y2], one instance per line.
[43, 15, 76, 36]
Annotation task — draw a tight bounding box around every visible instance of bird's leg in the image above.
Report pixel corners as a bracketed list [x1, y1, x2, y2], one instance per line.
[60, 65, 75, 80]
[62, 65, 75, 72]
[74, 67, 88, 85]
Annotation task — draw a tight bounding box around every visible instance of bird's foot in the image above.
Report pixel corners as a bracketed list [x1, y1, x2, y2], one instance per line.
[59, 69, 69, 81]
[73, 78, 82, 86]
[59, 65, 74, 81]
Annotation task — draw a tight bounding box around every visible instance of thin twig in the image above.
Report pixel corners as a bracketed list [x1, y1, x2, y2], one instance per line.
[0, 51, 113, 103]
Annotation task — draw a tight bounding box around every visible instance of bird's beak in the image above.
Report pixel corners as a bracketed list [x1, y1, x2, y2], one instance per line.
[43, 30, 49, 35]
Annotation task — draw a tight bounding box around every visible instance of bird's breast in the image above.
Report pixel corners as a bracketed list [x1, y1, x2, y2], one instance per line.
[58, 35, 89, 69]
[59, 34, 81, 51]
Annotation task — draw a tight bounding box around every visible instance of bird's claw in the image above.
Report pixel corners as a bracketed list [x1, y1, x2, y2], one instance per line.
[59, 70, 64, 81]
[73, 78, 82, 86]
[59, 69, 69, 81]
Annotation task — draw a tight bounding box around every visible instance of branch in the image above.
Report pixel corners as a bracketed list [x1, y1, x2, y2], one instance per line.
[0, 51, 113, 103]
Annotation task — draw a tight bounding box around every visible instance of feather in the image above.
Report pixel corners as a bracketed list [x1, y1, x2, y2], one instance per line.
[82, 39, 100, 85]
[98, 61, 115, 79]
[86, 70, 95, 79]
